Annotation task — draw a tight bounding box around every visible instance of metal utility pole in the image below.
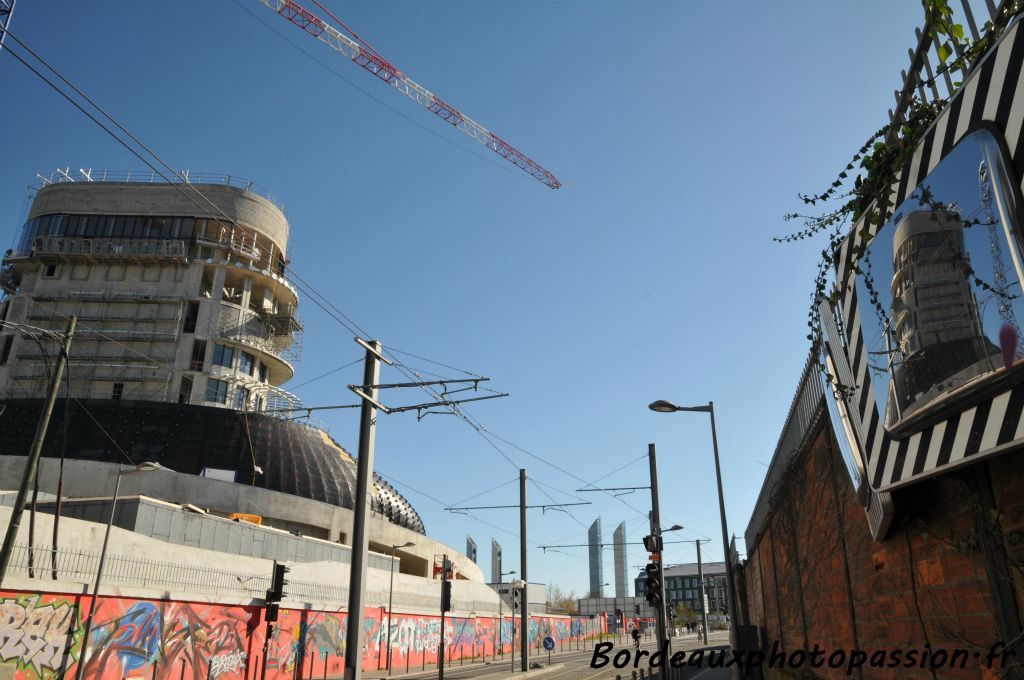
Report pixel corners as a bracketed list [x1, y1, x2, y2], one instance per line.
[444, 470, 589, 673]
[519, 469, 528, 672]
[695, 540, 709, 644]
[343, 338, 384, 680]
[707, 404, 739, 647]
[648, 443, 669, 653]
[0, 316, 75, 586]
[439, 555, 450, 680]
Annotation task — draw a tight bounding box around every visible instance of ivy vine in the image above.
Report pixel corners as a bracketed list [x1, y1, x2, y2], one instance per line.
[775, 0, 1024, 397]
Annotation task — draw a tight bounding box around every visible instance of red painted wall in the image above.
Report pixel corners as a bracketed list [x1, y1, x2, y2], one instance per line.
[0, 590, 605, 679]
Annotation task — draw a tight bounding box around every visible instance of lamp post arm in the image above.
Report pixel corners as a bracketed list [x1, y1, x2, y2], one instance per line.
[74, 470, 122, 680]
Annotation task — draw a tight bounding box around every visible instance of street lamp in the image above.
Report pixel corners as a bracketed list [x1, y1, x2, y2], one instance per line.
[386, 541, 415, 675]
[74, 462, 169, 680]
[648, 400, 738, 648]
[497, 570, 516, 656]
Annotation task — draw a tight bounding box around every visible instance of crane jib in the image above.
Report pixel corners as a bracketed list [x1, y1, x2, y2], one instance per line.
[263, 0, 560, 189]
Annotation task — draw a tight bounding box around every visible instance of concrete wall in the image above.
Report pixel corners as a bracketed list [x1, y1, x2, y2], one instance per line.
[35, 495, 387, 568]
[0, 456, 484, 584]
[27, 182, 289, 252]
[0, 504, 498, 615]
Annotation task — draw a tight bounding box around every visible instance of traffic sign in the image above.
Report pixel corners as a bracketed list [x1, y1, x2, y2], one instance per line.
[543, 637, 555, 651]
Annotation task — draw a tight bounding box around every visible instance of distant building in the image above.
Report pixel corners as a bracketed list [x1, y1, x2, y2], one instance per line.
[612, 521, 628, 597]
[588, 517, 604, 597]
[577, 596, 656, 632]
[634, 562, 729, 616]
[491, 539, 503, 584]
[467, 536, 477, 563]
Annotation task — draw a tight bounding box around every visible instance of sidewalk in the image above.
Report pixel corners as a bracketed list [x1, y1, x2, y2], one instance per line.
[363, 652, 569, 680]
[362, 632, 736, 680]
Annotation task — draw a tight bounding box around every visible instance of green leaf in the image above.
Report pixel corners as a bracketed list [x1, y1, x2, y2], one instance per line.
[951, 23, 964, 40]
[937, 42, 952, 63]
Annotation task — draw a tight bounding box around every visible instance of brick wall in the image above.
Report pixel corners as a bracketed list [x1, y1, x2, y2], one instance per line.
[743, 420, 1024, 680]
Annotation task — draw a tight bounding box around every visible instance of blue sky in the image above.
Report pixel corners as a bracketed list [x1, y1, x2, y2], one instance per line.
[1, 1, 929, 597]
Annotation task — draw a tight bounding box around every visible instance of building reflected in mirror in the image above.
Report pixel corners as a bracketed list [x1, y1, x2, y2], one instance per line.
[887, 208, 1000, 426]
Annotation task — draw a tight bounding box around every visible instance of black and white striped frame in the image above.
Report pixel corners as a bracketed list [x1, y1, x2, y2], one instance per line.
[832, 18, 1024, 493]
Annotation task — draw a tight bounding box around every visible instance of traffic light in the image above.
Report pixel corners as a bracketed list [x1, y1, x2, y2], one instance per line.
[265, 602, 280, 622]
[644, 563, 662, 608]
[634, 605, 640, 616]
[642, 535, 662, 553]
[511, 587, 520, 612]
[267, 562, 290, 602]
[441, 580, 452, 613]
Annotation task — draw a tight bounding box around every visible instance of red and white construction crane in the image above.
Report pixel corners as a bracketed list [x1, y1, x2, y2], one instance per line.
[257, 0, 561, 189]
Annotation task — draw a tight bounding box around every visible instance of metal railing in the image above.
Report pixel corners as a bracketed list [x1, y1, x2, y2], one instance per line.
[195, 233, 262, 261]
[22, 236, 189, 260]
[7, 543, 496, 612]
[260, 384, 303, 412]
[744, 351, 824, 549]
[35, 168, 286, 212]
[888, 0, 1018, 130]
[216, 303, 301, 362]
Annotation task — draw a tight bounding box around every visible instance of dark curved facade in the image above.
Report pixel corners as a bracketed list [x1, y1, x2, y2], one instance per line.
[0, 398, 425, 534]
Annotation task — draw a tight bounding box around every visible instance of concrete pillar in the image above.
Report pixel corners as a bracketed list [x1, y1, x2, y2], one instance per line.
[240, 276, 253, 311]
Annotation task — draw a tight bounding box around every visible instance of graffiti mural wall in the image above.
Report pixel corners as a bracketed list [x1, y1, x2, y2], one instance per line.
[0, 590, 604, 679]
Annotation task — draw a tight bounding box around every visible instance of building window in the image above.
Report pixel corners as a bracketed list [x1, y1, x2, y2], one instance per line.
[183, 301, 199, 334]
[238, 351, 255, 376]
[112, 383, 124, 400]
[234, 386, 249, 410]
[178, 375, 193, 404]
[212, 343, 235, 369]
[205, 378, 228, 404]
[42, 264, 59, 278]
[190, 339, 207, 372]
[259, 362, 268, 382]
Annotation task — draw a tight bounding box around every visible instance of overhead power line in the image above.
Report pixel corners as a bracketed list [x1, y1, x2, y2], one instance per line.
[0, 26, 606, 530]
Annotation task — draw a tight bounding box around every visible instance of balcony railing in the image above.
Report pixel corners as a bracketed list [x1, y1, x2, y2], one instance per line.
[259, 384, 303, 412]
[16, 236, 189, 260]
[217, 302, 301, 362]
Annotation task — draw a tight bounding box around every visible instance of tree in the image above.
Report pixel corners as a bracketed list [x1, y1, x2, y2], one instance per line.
[545, 583, 578, 615]
[672, 602, 698, 627]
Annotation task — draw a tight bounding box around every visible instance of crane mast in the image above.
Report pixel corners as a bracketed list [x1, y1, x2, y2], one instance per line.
[0, 0, 16, 52]
[980, 159, 1023, 356]
[257, 0, 561, 189]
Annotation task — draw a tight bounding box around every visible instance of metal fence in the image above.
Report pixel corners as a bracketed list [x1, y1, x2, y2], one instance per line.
[6, 543, 494, 613]
[888, 0, 1017, 131]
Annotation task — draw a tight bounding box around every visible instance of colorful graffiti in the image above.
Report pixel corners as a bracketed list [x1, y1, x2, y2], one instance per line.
[0, 594, 79, 678]
[0, 590, 604, 680]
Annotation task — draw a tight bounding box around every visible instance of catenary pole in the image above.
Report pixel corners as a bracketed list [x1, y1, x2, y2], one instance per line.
[0, 315, 75, 586]
[648, 443, 669, 653]
[343, 340, 383, 680]
[520, 468, 528, 672]
[696, 540, 708, 644]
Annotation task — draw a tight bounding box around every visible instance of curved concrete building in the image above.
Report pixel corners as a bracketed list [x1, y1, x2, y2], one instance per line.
[0, 174, 440, 556]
